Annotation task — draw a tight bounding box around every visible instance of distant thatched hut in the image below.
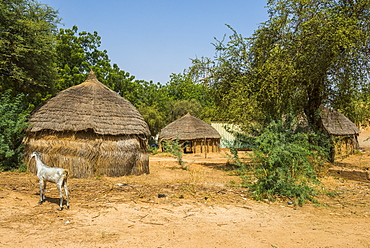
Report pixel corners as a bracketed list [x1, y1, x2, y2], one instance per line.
[158, 113, 221, 154]
[24, 71, 150, 178]
[320, 106, 360, 158]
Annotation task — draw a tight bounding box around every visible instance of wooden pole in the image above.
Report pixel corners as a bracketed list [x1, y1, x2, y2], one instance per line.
[204, 137, 207, 159]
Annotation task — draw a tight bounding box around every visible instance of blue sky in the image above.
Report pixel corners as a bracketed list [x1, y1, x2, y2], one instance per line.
[41, 0, 269, 84]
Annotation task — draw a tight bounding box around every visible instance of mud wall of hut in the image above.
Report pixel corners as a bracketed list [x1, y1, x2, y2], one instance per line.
[24, 131, 149, 178]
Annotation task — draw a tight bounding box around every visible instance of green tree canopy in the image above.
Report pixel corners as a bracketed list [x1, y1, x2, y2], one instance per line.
[55, 25, 115, 91]
[137, 104, 167, 141]
[166, 72, 212, 106]
[0, 90, 29, 170]
[194, 0, 370, 128]
[169, 99, 203, 122]
[165, 70, 217, 121]
[55, 25, 159, 110]
[0, 0, 59, 105]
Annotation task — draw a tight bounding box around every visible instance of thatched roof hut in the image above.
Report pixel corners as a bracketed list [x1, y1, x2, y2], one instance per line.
[320, 106, 360, 136]
[158, 113, 221, 153]
[319, 106, 360, 158]
[24, 71, 150, 177]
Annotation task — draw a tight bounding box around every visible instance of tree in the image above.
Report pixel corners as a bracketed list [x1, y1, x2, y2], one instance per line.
[0, 0, 59, 105]
[190, 28, 255, 124]
[137, 104, 167, 142]
[166, 70, 217, 121]
[253, 0, 369, 129]
[169, 99, 203, 122]
[166, 72, 211, 106]
[194, 0, 370, 128]
[55, 26, 114, 91]
[132, 80, 171, 111]
[0, 90, 29, 170]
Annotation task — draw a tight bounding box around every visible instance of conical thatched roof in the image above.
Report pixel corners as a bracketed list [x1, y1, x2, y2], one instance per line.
[159, 113, 221, 140]
[28, 71, 150, 136]
[320, 106, 360, 135]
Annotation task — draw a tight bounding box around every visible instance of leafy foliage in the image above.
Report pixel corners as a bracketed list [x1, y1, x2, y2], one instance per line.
[169, 99, 203, 122]
[191, 0, 370, 128]
[161, 139, 188, 170]
[231, 114, 329, 205]
[137, 104, 167, 142]
[166, 71, 217, 122]
[0, 91, 29, 170]
[0, 0, 59, 105]
[55, 26, 124, 91]
[166, 72, 213, 106]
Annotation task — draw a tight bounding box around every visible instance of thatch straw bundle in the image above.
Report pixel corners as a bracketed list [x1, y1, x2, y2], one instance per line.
[24, 71, 150, 177]
[158, 113, 221, 153]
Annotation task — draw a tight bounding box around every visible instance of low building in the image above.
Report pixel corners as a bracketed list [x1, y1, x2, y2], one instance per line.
[320, 106, 360, 158]
[158, 113, 221, 154]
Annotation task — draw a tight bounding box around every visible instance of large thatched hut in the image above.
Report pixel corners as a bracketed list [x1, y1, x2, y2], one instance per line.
[320, 106, 360, 158]
[24, 71, 150, 178]
[158, 113, 221, 154]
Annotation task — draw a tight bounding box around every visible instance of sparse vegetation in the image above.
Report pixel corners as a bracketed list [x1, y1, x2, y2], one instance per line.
[161, 139, 188, 170]
[228, 115, 330, 206]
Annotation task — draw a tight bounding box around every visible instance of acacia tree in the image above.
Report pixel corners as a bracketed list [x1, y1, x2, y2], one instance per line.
[196, 0, 370, 128]
[0, 0, 59, 104]
[254, 0, 369, 129]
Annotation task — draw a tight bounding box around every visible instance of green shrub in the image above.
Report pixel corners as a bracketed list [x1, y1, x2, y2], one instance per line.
[148, 144, 159, 155]
[0, 90, 30, 170]
[161, 139, 188, 170]
[230, 114, 329, 205]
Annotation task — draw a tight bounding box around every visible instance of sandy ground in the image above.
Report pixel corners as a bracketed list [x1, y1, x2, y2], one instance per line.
[359, 127, 370, 149]
[0, 149, 369, 248]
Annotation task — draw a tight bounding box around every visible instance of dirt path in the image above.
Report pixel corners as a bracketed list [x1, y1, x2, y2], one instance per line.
[0, 152, 369, 247]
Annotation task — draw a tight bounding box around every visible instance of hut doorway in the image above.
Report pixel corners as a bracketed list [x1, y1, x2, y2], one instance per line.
[183, 141, 193, 153]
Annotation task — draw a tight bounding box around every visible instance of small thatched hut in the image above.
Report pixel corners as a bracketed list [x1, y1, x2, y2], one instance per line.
[24, 71, 150, 178]
[320, 106, 360, 158]
[158, 113, 221, 154]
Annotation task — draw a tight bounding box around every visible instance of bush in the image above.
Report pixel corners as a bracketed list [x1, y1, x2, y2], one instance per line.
[231, 114, 329, 205]
[0, 91, 30, 171]
[161, 139, 188, 170]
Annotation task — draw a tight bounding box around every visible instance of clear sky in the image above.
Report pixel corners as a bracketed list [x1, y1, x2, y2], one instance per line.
[40, 0, 269, 84]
